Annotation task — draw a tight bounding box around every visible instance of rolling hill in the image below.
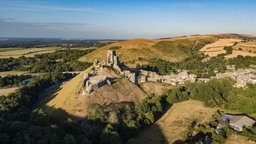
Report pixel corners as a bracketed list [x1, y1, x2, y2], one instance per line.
[38, 67, 148, 122]
[79, 36, 217, 67]
[79, 33, 253, 67]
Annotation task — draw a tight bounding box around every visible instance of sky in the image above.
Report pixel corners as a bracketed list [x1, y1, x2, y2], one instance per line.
[0, 0, 256, 39]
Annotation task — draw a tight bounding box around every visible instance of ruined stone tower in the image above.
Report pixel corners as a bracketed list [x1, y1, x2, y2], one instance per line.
[107, 50, 119, 66]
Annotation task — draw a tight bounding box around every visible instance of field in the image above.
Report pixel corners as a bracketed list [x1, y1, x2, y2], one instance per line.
[0, 87, 18, 96]
[0, 48, 21, 52]
[0, 71, 29, 77]
[38, 67, 148, 122]
[0, 47, 60, 58]
[233, 41, 256, 52]
[200, 39, 241, 57]
[225, 50, 256, 58]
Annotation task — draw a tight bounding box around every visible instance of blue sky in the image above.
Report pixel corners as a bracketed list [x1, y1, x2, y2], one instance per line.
[0, 0, 256, 39]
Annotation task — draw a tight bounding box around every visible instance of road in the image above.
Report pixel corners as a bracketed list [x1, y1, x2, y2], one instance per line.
[31, 80, 67, 110]
[191, 40, 199, 50]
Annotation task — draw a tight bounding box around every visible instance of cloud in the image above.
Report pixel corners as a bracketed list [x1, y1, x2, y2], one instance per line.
[0, 1, 137, 17]
[0, 2, 106, 13]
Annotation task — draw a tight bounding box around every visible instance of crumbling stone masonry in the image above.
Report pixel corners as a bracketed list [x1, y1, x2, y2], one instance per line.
[82, 72, 111, 95]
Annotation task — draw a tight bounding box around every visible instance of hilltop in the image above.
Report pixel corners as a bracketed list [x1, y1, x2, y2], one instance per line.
[79, 33, 254, 67]
[79, 36, 211, 67]
[38, 67, 148, 121]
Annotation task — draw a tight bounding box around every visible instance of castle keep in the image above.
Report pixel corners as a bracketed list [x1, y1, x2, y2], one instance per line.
[82, 72, 110, 95]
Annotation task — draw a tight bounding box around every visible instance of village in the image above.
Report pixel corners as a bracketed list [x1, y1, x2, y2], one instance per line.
[82, 50, 256, 95]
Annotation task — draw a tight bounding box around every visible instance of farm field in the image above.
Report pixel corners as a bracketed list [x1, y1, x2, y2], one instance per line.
[200, 39, 241, 57]
[225, 50, 256, 59]
[0, 71, 29, 77]
[0, 47, 60, 58]
[233, 41, 256, 53]
[0, 48, 22, 52]
[0, 87, 18, 96]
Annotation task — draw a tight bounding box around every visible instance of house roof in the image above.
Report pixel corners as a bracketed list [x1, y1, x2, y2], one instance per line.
[229, 116, 256, 128]
[219, 114, 234, 122]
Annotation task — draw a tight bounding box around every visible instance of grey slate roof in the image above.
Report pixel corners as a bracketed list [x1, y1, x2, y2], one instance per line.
[229, 116, 256, 128]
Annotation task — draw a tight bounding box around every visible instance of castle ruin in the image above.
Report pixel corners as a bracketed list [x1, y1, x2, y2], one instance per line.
[82, 72, 111, 95]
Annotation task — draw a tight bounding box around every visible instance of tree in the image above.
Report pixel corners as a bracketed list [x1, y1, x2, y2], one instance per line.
[38, 134, 59, 144]
[60, 118, 81, 135]
[30, 109, 51, 126]
[87, 103, 106, 123]
[100, 124, 121, 144]
[64, 134, 77, 144]
[0, 133, 10, 144]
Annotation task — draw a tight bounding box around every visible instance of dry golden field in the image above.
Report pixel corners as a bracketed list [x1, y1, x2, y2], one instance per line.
[0, 47, 60, 58]
[225, 50, 256, 58]
[0, 87, 18, 96]
[200, 39, 241, 57]
[233, 41, 256, 53]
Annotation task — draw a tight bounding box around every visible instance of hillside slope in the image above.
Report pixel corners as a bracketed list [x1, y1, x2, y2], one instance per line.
[79, 34, 254, 67]
[79, 36, 214, 66]
[39, 67, 148, 121]
[134, 100, 217, 144]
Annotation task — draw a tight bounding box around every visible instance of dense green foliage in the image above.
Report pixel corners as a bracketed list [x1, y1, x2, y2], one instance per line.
[224, 46, 233, 55]
[0, 49, 93, 72]
[0, 75, 31, 87]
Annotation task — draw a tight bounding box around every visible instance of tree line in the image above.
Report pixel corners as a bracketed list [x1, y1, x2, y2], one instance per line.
[0, 39, 117, 48]
[0, 75, 32, 87]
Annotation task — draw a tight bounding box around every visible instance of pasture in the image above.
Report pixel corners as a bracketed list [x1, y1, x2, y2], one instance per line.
[233, 41, 256, 53]
[225, 50, 256, 59]
[200, 39, 241, 57]
[0, 47, 60, 58]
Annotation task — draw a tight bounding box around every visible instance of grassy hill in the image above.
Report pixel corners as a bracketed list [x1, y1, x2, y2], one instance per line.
[38, 67, 148, 122]
[79, 36, 216, 67]
[80, 34, 253, 66]
[79, 34, 253, 67]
